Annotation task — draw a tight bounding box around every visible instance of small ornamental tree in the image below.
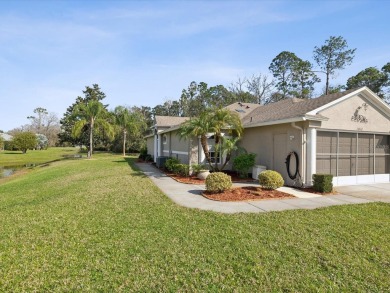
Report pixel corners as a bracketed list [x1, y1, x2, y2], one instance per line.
[36, 134, 49, 150]
[12, 132, 38, 154]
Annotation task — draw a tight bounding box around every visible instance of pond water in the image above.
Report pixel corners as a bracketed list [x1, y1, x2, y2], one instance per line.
[0, 155, 83, 179]
[0, 165, 34, 179]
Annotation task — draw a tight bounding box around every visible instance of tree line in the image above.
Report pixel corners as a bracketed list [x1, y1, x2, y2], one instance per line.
[3, 36, 389, 155]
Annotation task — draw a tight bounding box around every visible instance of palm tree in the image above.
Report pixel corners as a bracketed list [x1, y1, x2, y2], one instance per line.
[179, 108, 243, 171]
[219, 137, 242, 170]
[210, 108, 243, 170]
[114, 106, 132, 157]
[178, 111, 214, 169]
[72, 100, 113, 158]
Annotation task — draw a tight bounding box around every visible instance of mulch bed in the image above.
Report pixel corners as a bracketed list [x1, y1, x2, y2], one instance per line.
[203, 186, 295, 202]
[139, 162, 333, 201]
[167, 171, 256, 185]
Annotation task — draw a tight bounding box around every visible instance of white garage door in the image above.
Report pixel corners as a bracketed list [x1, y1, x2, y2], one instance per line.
[316, 131, 390, 186]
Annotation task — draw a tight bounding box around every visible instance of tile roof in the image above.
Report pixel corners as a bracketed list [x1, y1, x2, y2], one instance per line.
[242, 88, 359, 126]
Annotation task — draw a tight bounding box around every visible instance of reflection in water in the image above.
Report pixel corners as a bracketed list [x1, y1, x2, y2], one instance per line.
[0, 166, 23, 178]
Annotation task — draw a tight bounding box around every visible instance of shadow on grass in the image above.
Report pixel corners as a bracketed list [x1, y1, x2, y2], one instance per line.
[112, 157, 148, 178]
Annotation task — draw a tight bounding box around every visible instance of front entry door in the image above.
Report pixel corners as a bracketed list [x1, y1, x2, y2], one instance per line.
[273, 134, 288, 181]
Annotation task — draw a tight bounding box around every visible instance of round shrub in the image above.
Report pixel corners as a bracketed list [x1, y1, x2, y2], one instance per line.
[258, 170, 284, 190]
[205, 172, 232, 193]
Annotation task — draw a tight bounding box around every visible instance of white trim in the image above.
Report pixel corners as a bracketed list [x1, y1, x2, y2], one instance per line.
[162, 150, 188, 155]
[306, 128, 317, 185]
[172, 150, 188, 155]
[334, 174, 390, 186]
[245, 117, 306, 128]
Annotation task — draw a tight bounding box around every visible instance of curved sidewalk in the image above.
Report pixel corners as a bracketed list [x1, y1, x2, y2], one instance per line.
[135, 163, 375, 214]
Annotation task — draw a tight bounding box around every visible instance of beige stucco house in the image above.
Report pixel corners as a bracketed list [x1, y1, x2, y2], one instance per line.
[146, 87, 390, 186]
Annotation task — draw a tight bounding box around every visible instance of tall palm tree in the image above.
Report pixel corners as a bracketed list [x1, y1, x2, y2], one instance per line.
[72, 100, 113, 158]
[114, 106, 132, 157]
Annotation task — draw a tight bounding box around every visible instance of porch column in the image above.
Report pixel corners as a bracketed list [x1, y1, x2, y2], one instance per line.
[198, 136, 205, 164]
[158, 133, 162, 157]
[306, 127, 317, 185]
[153, 134, 158, 162]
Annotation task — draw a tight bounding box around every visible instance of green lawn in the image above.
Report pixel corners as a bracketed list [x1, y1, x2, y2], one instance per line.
[0, 147, 79, 166]
[0, 153, 389, 291]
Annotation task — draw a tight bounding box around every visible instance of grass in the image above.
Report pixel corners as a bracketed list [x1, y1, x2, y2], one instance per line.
[0, 153, 389, 291]
[0, 147, 79, 166]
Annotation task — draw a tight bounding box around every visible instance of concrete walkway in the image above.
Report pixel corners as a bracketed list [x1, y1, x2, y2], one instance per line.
[135, 163, 377, 213]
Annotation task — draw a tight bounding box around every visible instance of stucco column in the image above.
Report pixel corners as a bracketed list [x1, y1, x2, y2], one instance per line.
[198, 136, 204, 164]
[306, 127, 317, 185]
[154, 134, 158, 162]
[158, 133, 162, 157]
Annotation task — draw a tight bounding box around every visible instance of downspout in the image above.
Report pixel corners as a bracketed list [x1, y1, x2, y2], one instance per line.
[291, 122, 306, 185]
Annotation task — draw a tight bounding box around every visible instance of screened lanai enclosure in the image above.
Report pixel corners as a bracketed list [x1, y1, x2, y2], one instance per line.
[316, 131, 390, 185]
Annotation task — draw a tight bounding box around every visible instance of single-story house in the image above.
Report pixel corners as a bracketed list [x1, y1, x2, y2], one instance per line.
[146, 87, 390, 186]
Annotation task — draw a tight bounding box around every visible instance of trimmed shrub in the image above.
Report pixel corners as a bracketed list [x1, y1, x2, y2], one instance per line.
[205, 172, 232, 193]
[258, 170, 284, 190]
[313, 174, 333, 193]
[165, 158, 180, 172]
[174, 164, 190, 177]
[233, 153, 256, 178]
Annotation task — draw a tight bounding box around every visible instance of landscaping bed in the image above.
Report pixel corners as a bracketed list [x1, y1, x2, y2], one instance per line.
[203, 186, 294, 201]
[166, 170, 256, 185]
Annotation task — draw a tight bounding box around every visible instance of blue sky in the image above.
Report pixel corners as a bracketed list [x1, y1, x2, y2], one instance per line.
[0, 0, 389, 131]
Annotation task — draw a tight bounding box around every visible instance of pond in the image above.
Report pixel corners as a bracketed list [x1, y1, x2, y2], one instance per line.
[0, 165, 24, 179]
[0, 155, 84, 179]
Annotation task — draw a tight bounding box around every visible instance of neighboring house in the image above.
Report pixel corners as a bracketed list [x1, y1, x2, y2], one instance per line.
[146, 87, 390, 186]
[0, 133, 13, 150]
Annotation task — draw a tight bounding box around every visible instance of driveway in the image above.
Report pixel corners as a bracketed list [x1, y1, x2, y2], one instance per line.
[335, 183, 390, 203]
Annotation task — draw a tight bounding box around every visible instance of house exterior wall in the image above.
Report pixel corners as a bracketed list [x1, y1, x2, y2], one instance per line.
[162, 130, 190, 164]
[146, 136, 154, 157]
[319, 94, 390, 133]
[240, 123, 304, 186]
